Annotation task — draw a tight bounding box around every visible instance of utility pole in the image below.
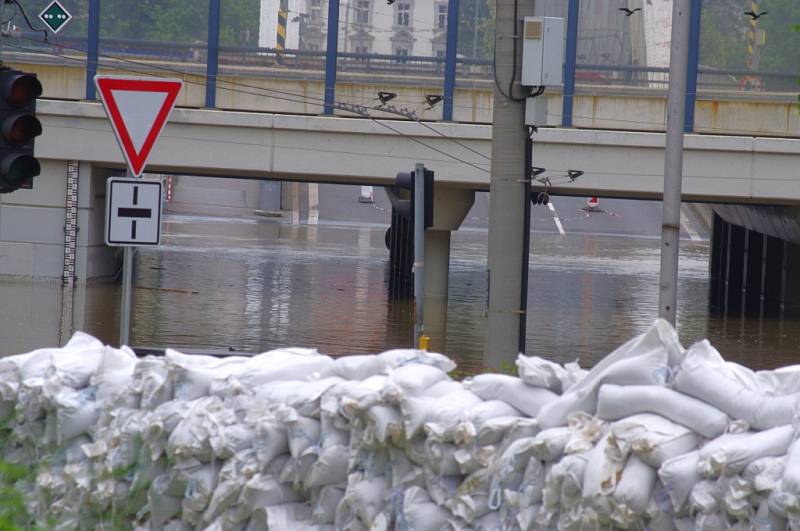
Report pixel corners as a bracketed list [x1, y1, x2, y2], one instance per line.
[484, 0, 535, 366]
[472, 0, 479, 58]
[659, 0, 691, 325]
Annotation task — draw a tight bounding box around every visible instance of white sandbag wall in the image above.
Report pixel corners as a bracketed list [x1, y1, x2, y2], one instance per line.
[0, 320, 799, 530]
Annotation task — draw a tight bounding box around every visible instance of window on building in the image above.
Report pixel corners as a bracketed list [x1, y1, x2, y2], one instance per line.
[310, 0, 322, 22]
[395, 47, 409, 63]
[437, 4, 447, 29]
[396, 3, 411, 26]
[355, 0, 370, 24]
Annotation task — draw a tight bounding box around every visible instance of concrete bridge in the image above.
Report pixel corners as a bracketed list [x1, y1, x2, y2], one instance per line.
[0, 57, 798, 345]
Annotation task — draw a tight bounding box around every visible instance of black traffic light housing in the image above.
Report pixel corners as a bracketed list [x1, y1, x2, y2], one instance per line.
[0, 68, 42, 193]
[389, 167, 434, 229]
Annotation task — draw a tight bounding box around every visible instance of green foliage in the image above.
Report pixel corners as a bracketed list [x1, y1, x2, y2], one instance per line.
[0, 423, 36, 531]
[15, 0, 260, 46]
[457, 0, 493, 60]
[700, 0, 800, 75]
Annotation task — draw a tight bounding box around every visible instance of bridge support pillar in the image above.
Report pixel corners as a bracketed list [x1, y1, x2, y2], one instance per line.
[710, 213, 800, 318]
[423, 187, 474, 353]
[386, 186, 474, 353]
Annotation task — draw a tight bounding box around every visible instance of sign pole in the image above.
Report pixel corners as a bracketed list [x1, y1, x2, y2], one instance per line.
[413, 163, 425, 347]
[120, 167, 134, 346]
[93, 75, 183, 347]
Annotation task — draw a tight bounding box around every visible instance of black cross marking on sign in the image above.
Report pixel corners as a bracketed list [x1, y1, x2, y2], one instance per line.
[117, 185, 152, 239]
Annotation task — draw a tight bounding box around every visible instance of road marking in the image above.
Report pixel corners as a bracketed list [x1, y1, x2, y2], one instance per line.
[681, 208, 702, 241]
[548, 202, 566, 235]
[308, 183, 319, 225]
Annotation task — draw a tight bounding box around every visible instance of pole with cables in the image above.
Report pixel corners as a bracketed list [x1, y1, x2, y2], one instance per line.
[659, 0, 691, 325]
[485, 0, 535, 367]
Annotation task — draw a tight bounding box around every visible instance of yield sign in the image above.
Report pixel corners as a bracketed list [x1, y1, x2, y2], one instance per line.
[94, 76, 183, 177]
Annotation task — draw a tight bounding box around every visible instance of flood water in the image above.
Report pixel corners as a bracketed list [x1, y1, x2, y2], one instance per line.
[2, 212, 800, 371]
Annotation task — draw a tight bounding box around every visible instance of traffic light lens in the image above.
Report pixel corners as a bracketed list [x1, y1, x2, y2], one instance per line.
[7, 76, 43, 107]
[0, 155, 40, 186]
[4, 115, 42, 145]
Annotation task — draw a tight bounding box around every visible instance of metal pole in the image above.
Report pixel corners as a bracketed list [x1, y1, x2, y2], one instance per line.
[562, 0, 580, 127]
[413, 163, 425, 346]
[443, 0, 460, 121]
[472, 0, 479, 58]
[518, 131, 532, 355]
[205, 0, 221, 108]
[684, 0, 702, 133]
[119, 167, 134, 346]
[659, 0, 691, 325]
[86, 0, 100, 100]
[485, 0, 535, 365]
[0, 1, 4, 61]
[323, 0, 341, 115]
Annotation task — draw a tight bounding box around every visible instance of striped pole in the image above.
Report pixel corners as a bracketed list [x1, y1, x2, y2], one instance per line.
[746, 1, 757, 69]
[276, 0, 289, 64]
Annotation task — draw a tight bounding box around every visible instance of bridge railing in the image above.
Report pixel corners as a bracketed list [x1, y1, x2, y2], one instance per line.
[5, 10, 799, 130]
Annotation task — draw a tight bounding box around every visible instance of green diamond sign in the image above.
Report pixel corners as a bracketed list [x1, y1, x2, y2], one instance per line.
[39, 1, 72, 34]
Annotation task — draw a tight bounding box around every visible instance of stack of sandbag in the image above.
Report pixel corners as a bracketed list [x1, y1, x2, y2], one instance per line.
[2, 319, 800, 530]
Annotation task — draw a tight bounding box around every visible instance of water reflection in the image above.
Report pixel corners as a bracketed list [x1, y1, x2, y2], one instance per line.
[1, 213, 799, 371]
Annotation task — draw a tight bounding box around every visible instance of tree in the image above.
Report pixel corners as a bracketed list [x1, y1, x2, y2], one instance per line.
[457, 0, 493, 60]
[14, 0, 259, 47]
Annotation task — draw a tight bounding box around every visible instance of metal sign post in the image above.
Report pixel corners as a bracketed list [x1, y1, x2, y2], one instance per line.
[413, 163, 425, 347]
[120, 170, 134, 346]
[95, 75, 182, 346]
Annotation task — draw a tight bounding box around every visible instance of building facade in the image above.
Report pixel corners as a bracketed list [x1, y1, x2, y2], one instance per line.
[259, 0, 449, 57]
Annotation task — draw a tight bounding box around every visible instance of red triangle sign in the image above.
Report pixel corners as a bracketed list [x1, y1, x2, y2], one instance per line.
[95, 76, 183, 177]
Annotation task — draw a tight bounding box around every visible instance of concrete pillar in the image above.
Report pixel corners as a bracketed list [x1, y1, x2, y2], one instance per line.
[725, 224, 745, 316]
[784, 242, 800, 316]
[0, 160, 117, 279]
[709, 213, 796, 319]
[743, 229, 764, 317]
[764, 236, 784, 316]
[423, 229, 451, 353]
[709, 213, 727, 313]
[258, 180, 281, 212]
[421, 187, 474, 353]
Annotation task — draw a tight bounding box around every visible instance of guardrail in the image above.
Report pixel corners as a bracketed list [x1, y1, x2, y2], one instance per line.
[11, 32, 798, 95]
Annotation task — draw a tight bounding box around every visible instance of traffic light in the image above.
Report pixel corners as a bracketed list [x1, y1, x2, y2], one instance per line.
[0, 68, 42, 193]
[390, 166, 434, 229]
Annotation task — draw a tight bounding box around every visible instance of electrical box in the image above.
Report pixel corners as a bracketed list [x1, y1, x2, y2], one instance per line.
[521, 17, 565, 87]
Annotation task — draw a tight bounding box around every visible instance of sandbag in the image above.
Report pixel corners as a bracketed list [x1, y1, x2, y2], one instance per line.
[697, 425, 793, 479]
[465, 373, 558, 417]
[515, 354, 587, 394]
[673, 340, 798, 430]
[537, 321, 677, 429]
[658, 450, 700, 513]
[611, 454, 657, 527]
[597, 383, 729, 439]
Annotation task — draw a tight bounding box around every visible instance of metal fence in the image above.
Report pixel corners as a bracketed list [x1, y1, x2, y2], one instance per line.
[5, 0, 799, 130]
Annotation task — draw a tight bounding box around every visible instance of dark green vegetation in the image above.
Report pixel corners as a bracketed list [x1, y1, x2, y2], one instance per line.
[700, 0, 800, 73]
[0, 421, 35, 531]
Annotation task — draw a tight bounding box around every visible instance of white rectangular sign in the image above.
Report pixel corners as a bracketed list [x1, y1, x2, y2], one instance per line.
[105, 178, 162, 247]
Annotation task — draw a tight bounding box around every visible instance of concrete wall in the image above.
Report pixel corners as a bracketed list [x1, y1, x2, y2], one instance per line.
[0, 161, 117, 279]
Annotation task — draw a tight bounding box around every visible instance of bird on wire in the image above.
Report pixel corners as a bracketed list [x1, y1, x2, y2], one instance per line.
[618, 7, 642, 16]
[744, 10, 768, 20]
